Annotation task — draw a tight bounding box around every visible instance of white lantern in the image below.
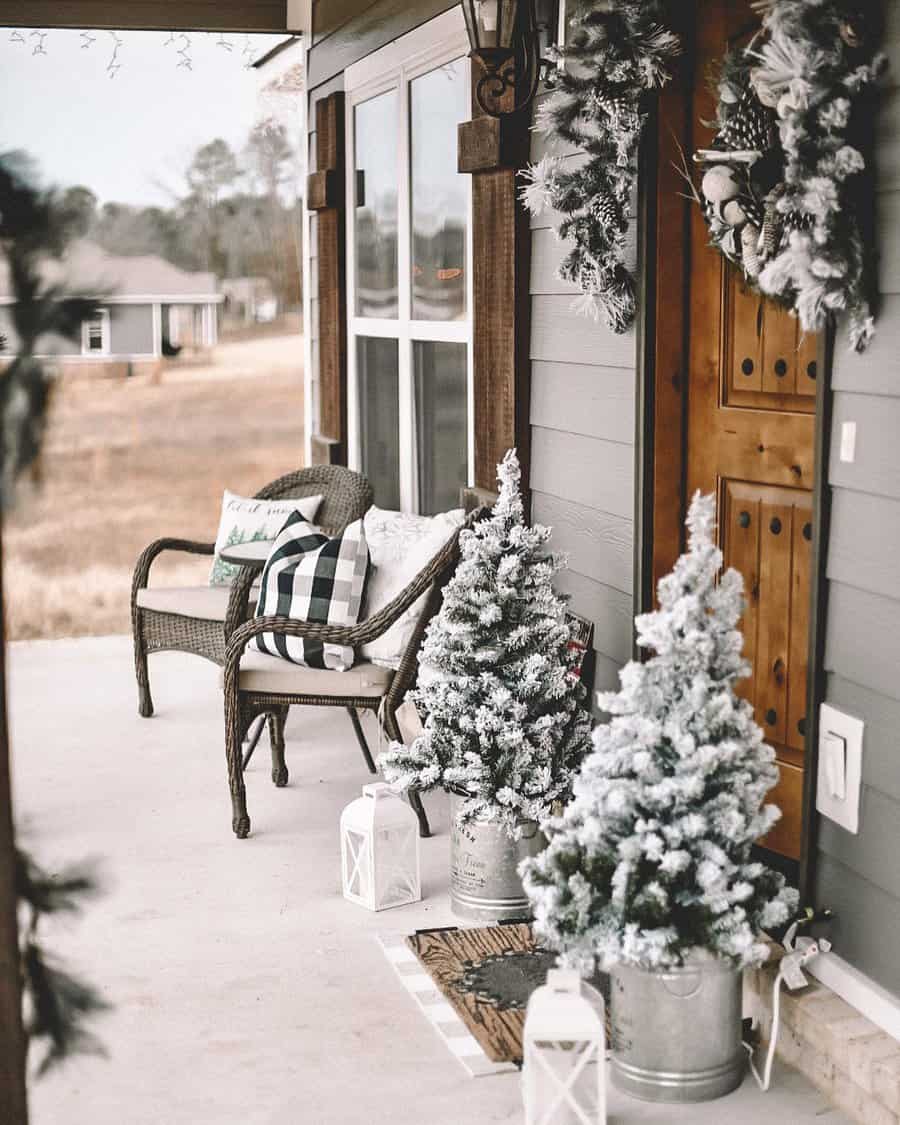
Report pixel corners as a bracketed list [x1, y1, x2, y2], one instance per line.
[523, 969, 606, 1125]
[340, 783, 421, 911]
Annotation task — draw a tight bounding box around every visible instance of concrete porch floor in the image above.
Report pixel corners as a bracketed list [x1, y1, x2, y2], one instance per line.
[9, 635, 849, 1125]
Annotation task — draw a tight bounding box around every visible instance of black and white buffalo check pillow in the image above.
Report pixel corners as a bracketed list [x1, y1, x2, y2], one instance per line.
[254, 513, 369, 670]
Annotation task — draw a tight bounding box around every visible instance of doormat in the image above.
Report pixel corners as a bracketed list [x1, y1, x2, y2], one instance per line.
[379, 923, 554, 1077]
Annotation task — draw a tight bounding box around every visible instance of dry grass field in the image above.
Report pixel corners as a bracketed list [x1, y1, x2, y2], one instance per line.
[4, 333, 305, 641]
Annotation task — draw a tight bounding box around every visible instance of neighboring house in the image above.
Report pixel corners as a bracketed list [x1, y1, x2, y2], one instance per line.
[272, 0, 900, 1075]
[0, 240, 223, 376]
[221, 276, 279, 325]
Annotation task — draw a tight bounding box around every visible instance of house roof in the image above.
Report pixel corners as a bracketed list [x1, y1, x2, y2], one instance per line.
[0, 240, 220, 302]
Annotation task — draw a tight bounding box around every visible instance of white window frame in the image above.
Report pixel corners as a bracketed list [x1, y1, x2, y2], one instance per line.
[81, 308, 110, 356]
[344, 6, 474, 513]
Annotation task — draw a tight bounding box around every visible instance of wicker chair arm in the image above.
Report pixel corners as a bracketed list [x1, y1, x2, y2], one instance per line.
[131, 537, 215, 600]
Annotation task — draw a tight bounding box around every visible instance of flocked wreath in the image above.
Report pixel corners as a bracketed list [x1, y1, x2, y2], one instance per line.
[520, 0, 680, 335]
[694, 0, 886, 352]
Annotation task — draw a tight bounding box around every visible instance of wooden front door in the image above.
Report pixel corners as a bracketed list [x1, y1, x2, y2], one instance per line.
[686, 1, 818, 860]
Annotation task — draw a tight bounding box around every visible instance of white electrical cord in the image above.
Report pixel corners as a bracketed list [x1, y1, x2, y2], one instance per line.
[744, 964, 785, 1091]
[743, 928, 832, 1092]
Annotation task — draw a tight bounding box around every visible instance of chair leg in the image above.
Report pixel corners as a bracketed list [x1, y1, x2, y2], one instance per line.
[269, 707, 289, 787]
[408, 789, 431, 839]
[225, 702, 251, 839]
[347, 708, 377, 774]
[133, 624, 154, 718]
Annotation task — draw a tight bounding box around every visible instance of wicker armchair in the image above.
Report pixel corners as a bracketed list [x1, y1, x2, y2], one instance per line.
[131, 466, 374, 718]
[221, 512, 478, 842]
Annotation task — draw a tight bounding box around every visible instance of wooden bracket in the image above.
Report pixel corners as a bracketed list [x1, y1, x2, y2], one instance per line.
[458, 115, 523, 173]
[306, 169, 341, 212]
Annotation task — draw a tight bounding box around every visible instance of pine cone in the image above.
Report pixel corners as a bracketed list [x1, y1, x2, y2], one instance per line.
[719, 88, 775, 153]
[595, 92, 632, 118]
[591, 191, 620, 230]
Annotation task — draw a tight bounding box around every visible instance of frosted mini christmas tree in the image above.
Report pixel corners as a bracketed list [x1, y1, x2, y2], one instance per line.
[522, 492, 798, 970]
[378, 450, 592, 835]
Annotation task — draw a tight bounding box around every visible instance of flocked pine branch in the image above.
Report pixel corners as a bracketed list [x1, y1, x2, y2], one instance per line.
[378, 450, 592, 835]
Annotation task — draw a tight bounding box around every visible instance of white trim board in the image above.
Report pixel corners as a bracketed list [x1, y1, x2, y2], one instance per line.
[810, 951, 900, 1042]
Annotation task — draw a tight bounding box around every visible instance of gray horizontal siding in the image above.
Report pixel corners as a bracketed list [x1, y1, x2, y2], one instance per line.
[531, 491, 632, 595]
[530, 361, 635, 442]
[826, 674, 900, 805]
[827, 489, 900, 598]
[552, 568, 632, 665]
[527, 105, 638, 683]
[815, 50, 900, 998]
[824, 582, 900, 704]
[531, 427, 633, 520]
[829, 391, 900, 499]
[531, 296, 636, 368]
[816, 854, 900, 997]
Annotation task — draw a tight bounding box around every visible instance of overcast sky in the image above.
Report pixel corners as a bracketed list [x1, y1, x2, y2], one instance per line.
[0, 28, 293, 207]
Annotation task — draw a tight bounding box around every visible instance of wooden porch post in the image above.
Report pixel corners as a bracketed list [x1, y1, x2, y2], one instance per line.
[306, 92, 347, 467]
[458, 63, 533, 504]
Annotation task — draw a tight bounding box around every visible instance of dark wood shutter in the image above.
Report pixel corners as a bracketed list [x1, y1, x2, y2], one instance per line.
[458, 63, 532, 500]
[306, 91, 348, 466]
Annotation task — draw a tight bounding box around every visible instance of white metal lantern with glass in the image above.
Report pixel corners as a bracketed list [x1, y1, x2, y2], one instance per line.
[340, 783, 421, 911]
[523, 969, 606, 1125]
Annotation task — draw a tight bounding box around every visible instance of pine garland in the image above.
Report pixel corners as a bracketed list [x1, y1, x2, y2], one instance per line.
[378, 450, 592, 835]
[520, 1, 679, 334]
[521, 493, 798, 972]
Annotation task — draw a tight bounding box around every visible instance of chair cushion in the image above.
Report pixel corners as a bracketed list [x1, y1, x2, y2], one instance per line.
[254, 514, 369, 671]
[224, 649, 393, 697]
[137, 584, 257, 622]
[209, 489, 324, 586]
[360, 506, 465, 670]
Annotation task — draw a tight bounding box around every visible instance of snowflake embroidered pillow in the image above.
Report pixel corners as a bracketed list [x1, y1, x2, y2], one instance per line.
[209, 490, 324, 586]
[360, 506, 465, 670]
[254, 513, 369, 671]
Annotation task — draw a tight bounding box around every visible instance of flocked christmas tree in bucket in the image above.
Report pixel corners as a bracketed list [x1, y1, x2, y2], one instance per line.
[379, 450, 592, 921]
[522, 492, 798, 1102]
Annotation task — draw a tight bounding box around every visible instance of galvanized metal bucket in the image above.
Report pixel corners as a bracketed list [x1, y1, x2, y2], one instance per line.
[449, 792, 546, 922]
[609, 960, 745, 1102]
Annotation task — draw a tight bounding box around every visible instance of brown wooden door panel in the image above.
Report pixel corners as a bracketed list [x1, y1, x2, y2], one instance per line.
[685, 0, 817, 861]
[760, 760, 804, 859]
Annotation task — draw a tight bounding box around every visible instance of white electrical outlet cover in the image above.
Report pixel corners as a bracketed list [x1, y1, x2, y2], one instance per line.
[816, 703, 864, 834]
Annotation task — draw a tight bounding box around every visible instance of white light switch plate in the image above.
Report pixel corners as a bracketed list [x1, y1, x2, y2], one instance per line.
[816, 703, 864, 833]
[840, 421, 857, 463]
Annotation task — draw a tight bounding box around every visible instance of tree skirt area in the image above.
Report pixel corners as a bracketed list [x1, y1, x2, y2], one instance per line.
[379, 923, 609, 1078]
